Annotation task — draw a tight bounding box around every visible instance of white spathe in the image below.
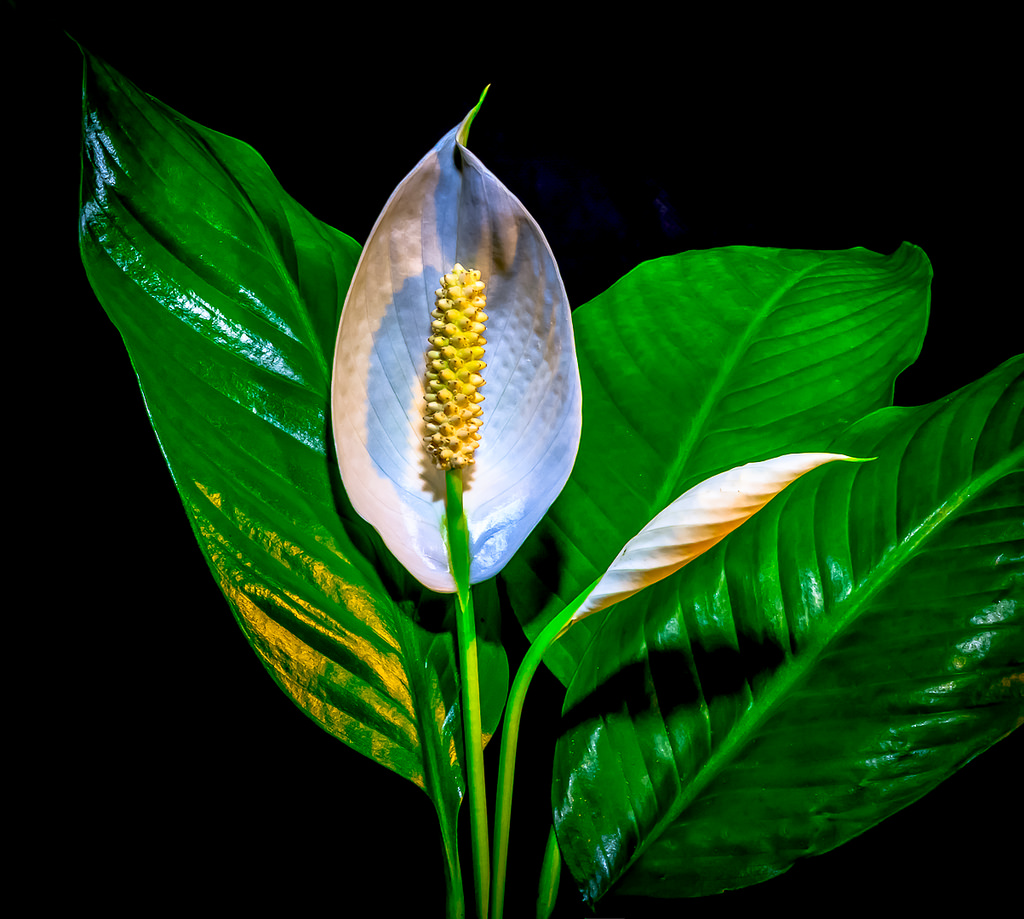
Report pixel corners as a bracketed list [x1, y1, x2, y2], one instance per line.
[572, 453, 860, 622]
[331, 97, 582, 593]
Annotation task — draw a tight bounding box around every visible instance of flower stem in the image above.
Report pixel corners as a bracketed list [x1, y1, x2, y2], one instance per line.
[446, 469, 490, 919]
[535, 824, 562, 919]
[444, 845, 467, 919]
[490, 578, 600, 919]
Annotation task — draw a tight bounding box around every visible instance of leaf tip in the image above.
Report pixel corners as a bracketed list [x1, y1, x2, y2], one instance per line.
[457, 85, 490, 148]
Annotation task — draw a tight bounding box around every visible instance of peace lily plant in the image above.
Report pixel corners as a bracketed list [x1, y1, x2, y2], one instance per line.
[78, 48, 1022, 919]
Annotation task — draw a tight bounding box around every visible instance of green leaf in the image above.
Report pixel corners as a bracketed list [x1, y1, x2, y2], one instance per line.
[506, 243, 932, 685]
[77, 48, 475, 889]
[553, 356, 1023, 902]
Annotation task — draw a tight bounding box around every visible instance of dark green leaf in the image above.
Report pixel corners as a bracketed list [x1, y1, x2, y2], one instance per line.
[506, 244, 932, 685]
[553, 356, 1022, 901]
[77, 48, 488, 879]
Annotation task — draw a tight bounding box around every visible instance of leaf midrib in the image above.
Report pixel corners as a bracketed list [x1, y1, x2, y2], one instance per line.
[652, 253, 825, 516]
[614, 437, 1023, 893]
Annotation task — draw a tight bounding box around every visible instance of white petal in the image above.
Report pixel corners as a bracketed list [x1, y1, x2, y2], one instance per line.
[573, 453, 857, 621]
[332, 100, 581, 593]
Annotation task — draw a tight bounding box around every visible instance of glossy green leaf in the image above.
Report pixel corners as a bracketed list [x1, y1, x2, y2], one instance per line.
[505, 243, 932, 685]
[553, 356, 1022, 902]
[77, 49, 477, 889]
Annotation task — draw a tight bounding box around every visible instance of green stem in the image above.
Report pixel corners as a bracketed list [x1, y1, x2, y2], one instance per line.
[535, 824, 562, 919]
[490, 578, 600, 919]
[443, 839, 466, 919]
[446, 469, 490, 919]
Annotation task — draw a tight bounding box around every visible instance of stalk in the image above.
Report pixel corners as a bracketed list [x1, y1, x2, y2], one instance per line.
[534, 824, 562, 919]
[446, 469, 490, 919]
[443, 839, 466, 919]
[490, 578, 600, 919]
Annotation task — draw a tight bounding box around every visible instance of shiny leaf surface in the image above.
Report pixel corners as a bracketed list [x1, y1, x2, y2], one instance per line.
[78, 49, 473, 877]
[332, 95, 582, 594]
[507, 243, 932, 685]
[553, 356, 1022, 901]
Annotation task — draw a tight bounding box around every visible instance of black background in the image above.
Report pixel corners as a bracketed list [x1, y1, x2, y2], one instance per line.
[8, 2, 1019, 916]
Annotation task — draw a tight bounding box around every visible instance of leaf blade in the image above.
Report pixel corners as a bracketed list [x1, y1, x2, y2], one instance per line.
[507, 243, 932, 685]
[553, 356, 1023, 901]
[78, 48, 470, 874]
